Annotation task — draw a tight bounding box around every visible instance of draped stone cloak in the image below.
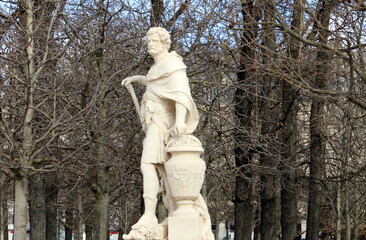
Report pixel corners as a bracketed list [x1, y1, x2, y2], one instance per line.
[140, 51, 199, 164]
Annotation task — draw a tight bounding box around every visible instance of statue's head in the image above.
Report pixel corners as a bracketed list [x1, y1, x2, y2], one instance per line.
[146, 27, 171, 52]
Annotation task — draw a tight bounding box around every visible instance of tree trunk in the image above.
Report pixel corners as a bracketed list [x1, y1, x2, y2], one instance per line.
[234, 105, 254, 240]
[234, 2, 257, 240]
[254, 224, 260, 240]
[150, 0, 164, 26]
[46, 178, 58, 240]
[352, 216, 359, 240]
[29, 174, 46, 240]
[76, 184, 83, 240]
[306, 2, 333, 240]
[0, 186, 8, 240]
[280, 95, 298, 240]
[118, 229, 124, 240]
[280, 1, 302, 240]
[90, 2, 110, 239]
[234, 71, 254, 240]
[260, 184, 276, 240]
[307, 68, 326, 240]
[14, 0, 34, 238]
[260, 113, 277, 240]
[3, 225, 7, 240]
[86, 223, 93, 240]
[0, 190, 3, 240]
[58, 222, 61, 240]
[65, 210, 73, 240]
[91, 165, 110, 240]
[0, 192, 2, 240]
[336, 182, 341, 240]
[215, 190, 220, 240]
[345, 191, 351, 240]
[14, 177, 29, 240]
[259, 110, 277, 240]
[260, 2, 278, 239]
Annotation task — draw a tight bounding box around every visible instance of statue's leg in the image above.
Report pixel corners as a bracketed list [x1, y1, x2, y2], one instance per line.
[141, 163, 159, 213]
[157, 165, 177, 215]
[132, 163, 159, 229]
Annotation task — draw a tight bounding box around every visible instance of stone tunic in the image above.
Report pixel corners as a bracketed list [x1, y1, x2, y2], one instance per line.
[140, 90, 174, 164]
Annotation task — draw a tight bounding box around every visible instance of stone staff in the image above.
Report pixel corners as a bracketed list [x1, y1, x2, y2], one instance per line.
[125, 83, 142, 120]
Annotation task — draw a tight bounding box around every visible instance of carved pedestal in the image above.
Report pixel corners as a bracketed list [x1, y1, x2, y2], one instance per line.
[165, 135, 206, 240]
[123, 135, 207, 240]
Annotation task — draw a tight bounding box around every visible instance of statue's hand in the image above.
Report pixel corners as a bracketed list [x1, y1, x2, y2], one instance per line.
[171, 122, 187, 137]
[121, 75, 146, 86]
[121, 77, 133, 86]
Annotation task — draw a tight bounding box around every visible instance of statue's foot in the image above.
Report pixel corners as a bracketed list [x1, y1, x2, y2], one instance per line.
[131, 214, 158, 230]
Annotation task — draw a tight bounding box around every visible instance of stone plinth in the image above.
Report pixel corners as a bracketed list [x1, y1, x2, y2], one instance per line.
[168, 215, 203, 240]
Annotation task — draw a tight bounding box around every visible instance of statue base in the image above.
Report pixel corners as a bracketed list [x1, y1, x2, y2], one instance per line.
[168, 215, 203, 240]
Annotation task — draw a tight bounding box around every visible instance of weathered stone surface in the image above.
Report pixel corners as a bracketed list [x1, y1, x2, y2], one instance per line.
[122, 27, 213, 240]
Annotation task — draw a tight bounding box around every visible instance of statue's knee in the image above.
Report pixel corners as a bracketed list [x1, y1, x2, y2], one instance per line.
[142, 194, 157, 201]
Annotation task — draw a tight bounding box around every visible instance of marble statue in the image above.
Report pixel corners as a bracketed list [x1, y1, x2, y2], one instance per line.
[122, 27, 214, 240]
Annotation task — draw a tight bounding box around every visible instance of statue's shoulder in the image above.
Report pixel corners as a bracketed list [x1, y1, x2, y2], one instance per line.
[148, 51, 186, 81]
[167, 51, 182, 59]
[163, 51, 186, 68]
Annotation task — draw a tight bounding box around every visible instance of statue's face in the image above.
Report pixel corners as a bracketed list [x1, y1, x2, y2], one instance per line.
[147, 33, 165, 57]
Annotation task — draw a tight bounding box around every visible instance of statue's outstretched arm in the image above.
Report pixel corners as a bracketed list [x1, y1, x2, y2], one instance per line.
[121, 75, 146, 120]
[121, 75, 147, 86]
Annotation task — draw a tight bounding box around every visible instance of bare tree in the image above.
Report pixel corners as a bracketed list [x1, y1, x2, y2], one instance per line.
[233, 1, 258, 239]
[280, 0, 302, 239]
[0, 1, 69, 239]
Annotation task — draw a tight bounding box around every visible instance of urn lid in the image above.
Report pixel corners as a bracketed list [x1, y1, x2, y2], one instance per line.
[166, 135, 204, 153]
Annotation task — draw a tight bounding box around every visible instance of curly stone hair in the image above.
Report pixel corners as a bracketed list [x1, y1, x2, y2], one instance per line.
[146, 27, 171, 51]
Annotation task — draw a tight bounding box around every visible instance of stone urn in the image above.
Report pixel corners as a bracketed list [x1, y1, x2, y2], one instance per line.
[165, 135, 206, 218]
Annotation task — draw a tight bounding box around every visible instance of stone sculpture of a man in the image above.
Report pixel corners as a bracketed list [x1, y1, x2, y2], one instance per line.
[122, 27, 199, 228]
[122, 27, 213, 240]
